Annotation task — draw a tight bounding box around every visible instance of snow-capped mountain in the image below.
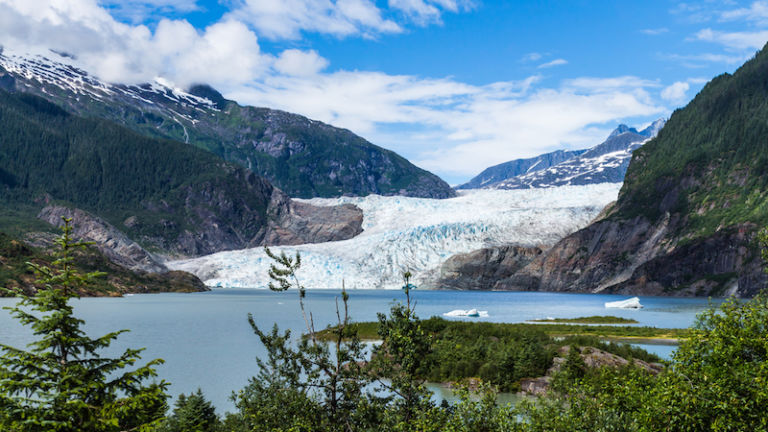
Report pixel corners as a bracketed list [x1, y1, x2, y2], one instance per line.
[167, 184, 621, 290]
[464, 119, 666, 190]
[455, 149, 587, 189]
[0, 48, 455, 199]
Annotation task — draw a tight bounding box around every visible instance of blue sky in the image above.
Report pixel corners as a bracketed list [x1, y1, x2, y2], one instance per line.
[2, 0, 766, 184]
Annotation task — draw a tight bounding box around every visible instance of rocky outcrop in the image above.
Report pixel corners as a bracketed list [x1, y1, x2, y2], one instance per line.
[519, 345, 664, 396]
[265, 193, 363, 245]
[38, 206, 168, 273]
[434, 245, 543, 290]
[495, 216, 765, 298]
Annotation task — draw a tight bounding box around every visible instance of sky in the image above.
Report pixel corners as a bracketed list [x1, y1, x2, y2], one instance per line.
[1, 0, 766, 184]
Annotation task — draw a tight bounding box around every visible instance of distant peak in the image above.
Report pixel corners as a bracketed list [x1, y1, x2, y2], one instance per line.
[608, 124, 639, 139]
[188, 84, 227, 110]
[639, 118, 666, 138]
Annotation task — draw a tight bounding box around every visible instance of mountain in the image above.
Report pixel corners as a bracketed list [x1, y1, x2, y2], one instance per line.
[0, 49, 455, 199]
[455, 149, 586, 189]
[461, 46, 768, 297]
[460, 119, 665, 190]
[0, 88, 363, 258]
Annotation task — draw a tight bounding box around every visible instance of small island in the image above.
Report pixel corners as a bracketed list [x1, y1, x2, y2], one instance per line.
[529, 316, 639, 324]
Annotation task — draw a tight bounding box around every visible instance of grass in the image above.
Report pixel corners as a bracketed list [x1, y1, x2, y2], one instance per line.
[529, 316, 639, 324]
[315, 318, 688, 342]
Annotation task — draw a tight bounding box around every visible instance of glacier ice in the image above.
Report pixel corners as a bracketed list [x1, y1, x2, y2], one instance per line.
[443, 309, 488, 318]
[167, 184, 622, 290]
[605, 297, 643, 309]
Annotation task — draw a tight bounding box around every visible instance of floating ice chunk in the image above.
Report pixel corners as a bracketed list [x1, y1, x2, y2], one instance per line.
[443, 309, 488, 317]
[605, 297, 643, 309]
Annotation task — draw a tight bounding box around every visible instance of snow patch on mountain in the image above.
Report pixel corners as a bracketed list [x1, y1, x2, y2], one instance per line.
[167, 184, 621, 289]
[0, 48, 218, 111]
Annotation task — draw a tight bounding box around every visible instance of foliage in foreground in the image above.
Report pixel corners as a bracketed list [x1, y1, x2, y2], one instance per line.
[0, 219, 169, 431]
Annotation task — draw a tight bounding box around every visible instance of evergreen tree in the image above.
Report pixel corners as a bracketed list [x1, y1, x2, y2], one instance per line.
[0, 218, 169, 431]
[162, 389, 221, 432]
[373, 272, 434, 427]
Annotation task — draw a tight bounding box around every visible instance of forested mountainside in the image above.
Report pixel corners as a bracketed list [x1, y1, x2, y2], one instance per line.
[441, 46, 768, 297]
[0, 52, 455, 199]
[0, 88, 362, 257]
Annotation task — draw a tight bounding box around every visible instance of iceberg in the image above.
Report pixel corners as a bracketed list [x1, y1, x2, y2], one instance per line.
[605, 297, 643, 309]
[168, 184, 622, 290]
[443, 309, 488, 318]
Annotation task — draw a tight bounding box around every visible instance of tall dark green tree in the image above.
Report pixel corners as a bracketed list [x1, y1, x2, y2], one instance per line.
[162, 389, 221, 432]
[0, 218, 169, 432]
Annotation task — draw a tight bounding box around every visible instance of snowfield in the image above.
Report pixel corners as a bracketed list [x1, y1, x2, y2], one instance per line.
[167, 184, 621, 289]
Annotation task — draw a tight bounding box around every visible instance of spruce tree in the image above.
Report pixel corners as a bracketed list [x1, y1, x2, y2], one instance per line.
[0, 218, 169, 431]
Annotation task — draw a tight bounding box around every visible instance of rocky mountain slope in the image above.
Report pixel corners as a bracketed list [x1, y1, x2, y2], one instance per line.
[445, 46, 768, 297]
[456, 149, 586, 189]
[0, 232, 207, 296]
[462, 120, 665, 190]
[0, 49, 454, 199]
[0, 88, 362, 258]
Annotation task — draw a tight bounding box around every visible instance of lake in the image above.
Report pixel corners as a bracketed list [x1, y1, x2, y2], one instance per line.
[0, 289, 719, 412]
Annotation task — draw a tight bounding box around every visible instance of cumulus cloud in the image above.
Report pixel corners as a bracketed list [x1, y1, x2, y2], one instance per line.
[274, 49, 330, 76]
[0, 0, 270, 89]
[537, 58, 568, 69]
[661, 81, 690, 103]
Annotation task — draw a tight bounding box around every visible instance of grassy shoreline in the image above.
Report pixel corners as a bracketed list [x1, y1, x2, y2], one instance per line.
[315, 319, 688, 342]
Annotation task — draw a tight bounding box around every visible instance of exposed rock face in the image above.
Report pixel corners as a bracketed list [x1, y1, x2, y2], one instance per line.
[495, 216, 765, 298]
[40, 188, 364, 261]
[435, 245, 543, 290]
[264, 194, 363, 246]
[38, 206, 168, 273]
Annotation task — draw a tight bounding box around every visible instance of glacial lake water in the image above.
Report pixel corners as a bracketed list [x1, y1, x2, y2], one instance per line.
[0, 289, 720, 412]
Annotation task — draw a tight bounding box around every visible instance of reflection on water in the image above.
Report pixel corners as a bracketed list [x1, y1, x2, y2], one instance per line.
[0, 289, 717, 411]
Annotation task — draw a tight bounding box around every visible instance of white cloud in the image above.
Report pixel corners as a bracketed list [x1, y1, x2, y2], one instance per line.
[0, 0, 271, 89]
[537, 58, 568, 69]
[695, 28, 768, 50]
[226, 0, 402, 40]
[387, 0, 472, 25]
[641, 28, 669, 35]
[664, 52, 751, 67]
[721, 1, 768, 23]
[521, 52, 542, 62]
[228, 71, 663, 179]
[661, 81, 690, 103]
[98, 0, 200, 23]
[274, 49, 330, 76]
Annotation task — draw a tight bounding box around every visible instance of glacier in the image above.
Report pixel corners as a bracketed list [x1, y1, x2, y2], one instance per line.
[167, 184, 621, 290]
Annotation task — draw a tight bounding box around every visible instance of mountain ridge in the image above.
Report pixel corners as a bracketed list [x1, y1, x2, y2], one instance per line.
[0, 49, 455, 199]
[459, 119, 665, 190]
